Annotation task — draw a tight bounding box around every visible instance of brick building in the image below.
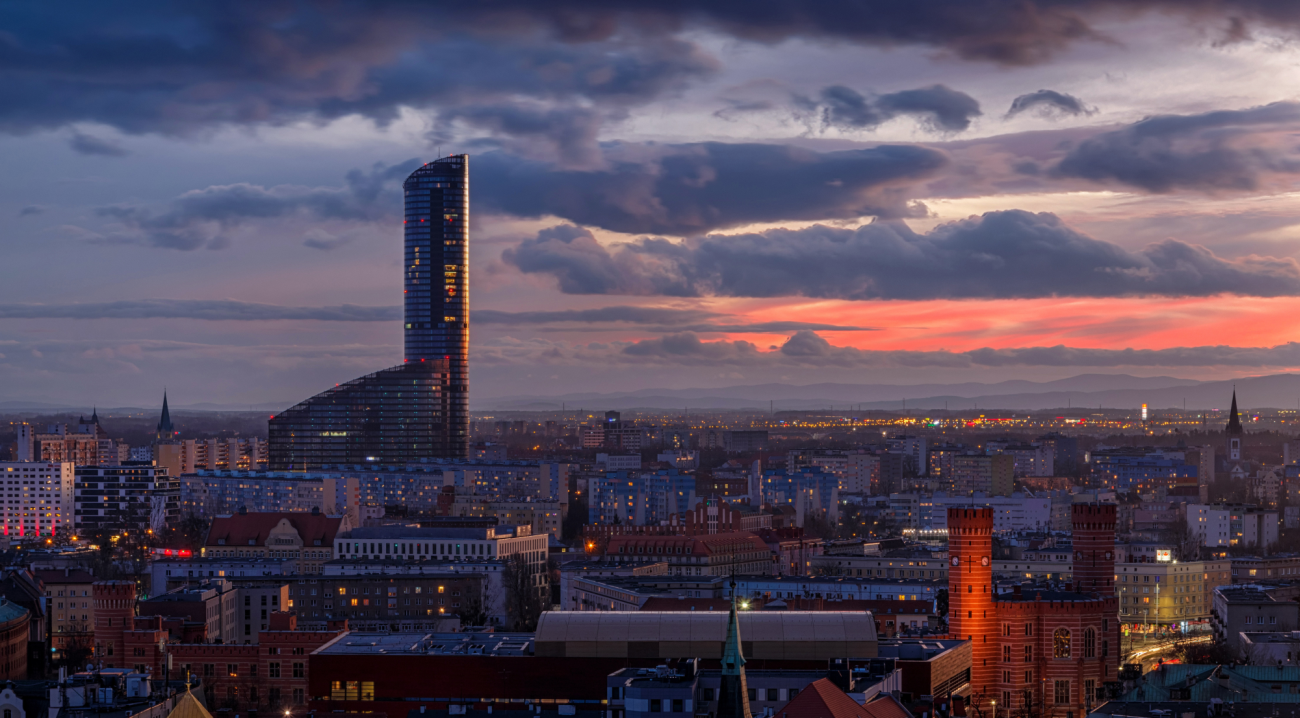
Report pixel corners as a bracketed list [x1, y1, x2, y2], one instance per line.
[122, 612, 346, 712]
[948, 505, 1120, 717]
[286, 572, 488, 629]
[604, 532, 774, 576]
[92, 580, 137, 667]
[0, 600, 29, 680]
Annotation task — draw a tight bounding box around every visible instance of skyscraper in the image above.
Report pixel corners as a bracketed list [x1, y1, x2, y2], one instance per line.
[267, 156, 470, 469]
[403, 156, 469, 455]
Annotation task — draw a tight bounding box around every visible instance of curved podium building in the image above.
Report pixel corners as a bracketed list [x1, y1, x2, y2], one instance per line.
[268, 156, 470, 469]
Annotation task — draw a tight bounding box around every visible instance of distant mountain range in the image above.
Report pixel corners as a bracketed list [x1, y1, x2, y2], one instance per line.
[0, 400, 283, 414]
[5, 372, 1297, 414]
[478, 373, 1300, 412]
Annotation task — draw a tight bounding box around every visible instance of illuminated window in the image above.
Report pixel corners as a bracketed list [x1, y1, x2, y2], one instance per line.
[1053, 628, 1071, 658]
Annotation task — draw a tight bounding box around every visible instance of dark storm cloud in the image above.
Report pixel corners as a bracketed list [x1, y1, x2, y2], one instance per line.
[431, 104, 611, 167]
[806, 85, 982, 132]
[93, 158, 420, 250]
[93, 140, 940, 250]
[473, 306, 870, 333]
[1054, 101, 1300, 191]
[0, 3, 717, 138]
[504, 210, 1300, 299]
[481, 142, 947, 236]
[0, 299, 399, 321]
[18, 206, 43, 217]
[8, 1, 1300, 140]
[69, 132, 127, 156]
[1006, 90, 1094, 118]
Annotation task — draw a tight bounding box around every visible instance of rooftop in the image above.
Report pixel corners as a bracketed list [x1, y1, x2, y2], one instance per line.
[207, 510, 345, 548]
[1215, 585, 1296, 604]
[316, 631, 534, 656]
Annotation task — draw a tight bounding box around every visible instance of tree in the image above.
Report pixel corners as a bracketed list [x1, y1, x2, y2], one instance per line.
[177, 514, 211, 550]
[935, 589, 949, 620]
[459, 576, 492, 627]
[562, 496, 588, 542]
[801, 511, 836, 541]
[1174, 636, 1237, 665]
[502, 553, 544, 631]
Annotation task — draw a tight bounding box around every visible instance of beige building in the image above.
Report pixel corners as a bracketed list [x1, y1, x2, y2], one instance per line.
[446, 495, 562, 539]
[952, 454, 1015, 496]
[156, 438, 267, 478]
[203, 510, 349, 574]
[1116, 559, 1231, 632]
[36, 568, 96, 652]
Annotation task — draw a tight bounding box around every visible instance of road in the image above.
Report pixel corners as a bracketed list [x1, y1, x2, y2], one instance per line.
[1126, 634, 1212, 672]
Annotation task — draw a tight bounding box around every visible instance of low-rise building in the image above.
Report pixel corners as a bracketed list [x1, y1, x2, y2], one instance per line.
[151, 557, 293, 596]
[1211, 584, 1300, 655]
[1232, 554, 1300, 583]
[1117, 559, 1230, 636]
[203, 509, 348, 575]
[1187, 503, 1280, 549]
[603, 532, 773, 576]
[138, 581, 240, 645]
[734, 575, 943, 604]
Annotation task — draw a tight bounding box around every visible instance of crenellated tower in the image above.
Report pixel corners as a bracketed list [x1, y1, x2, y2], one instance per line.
[93, 581, 137, 668]
[1071, 503, 1116, 596]
[948, 507, 997, 697]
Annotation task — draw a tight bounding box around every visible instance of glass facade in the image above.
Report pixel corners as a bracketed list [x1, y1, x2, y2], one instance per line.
[404, 155, 469, 457]
[268, 155, 472, 467]
[267, 362, 452, 470]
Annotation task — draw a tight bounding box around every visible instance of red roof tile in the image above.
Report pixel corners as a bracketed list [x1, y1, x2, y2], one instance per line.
[778, 679, 912, 718]
[205, 512, 344, 548]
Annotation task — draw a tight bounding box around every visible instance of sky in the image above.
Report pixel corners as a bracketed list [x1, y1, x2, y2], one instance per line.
[8, 2, 1300, 406]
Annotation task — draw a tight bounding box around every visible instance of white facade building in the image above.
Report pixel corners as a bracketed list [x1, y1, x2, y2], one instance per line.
[1187, 504, 1279, 548]
[0, 462, 75, 541]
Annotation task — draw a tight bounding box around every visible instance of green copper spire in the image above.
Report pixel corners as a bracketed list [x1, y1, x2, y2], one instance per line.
[715, 583, 750, 718]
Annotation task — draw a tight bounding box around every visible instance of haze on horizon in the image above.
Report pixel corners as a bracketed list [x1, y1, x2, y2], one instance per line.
[7, 2, 1300, 407]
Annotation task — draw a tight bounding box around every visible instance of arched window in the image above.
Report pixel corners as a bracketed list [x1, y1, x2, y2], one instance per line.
[1054, 628, 1072, 658]
[1084, 628, 1096, 658]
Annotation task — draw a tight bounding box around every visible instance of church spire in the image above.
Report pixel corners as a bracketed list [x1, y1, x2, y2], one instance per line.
[156, 390, 175, 441]
[1226, 388, 1243, 436]
[714, 583, 750, 718]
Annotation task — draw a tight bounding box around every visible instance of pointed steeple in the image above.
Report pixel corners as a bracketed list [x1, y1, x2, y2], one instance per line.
[156, 390, 175, 441]
[90, 406, 99, 424]
[1226, 388, 1243, 436]
[714, 584, 750, 718]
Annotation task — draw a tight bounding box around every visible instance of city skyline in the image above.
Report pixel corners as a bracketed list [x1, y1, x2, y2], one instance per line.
[7, 4, 1300, 405]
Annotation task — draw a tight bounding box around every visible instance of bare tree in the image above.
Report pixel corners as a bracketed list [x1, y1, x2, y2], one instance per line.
[459, 575, 491, 627]
[502, 553, 544, 631]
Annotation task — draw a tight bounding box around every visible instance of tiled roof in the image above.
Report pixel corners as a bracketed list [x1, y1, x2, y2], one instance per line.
[206, 512, 344, 548]
[779, 679, 912, 718]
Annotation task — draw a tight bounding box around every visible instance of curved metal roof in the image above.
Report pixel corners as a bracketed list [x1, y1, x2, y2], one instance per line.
[535, 611, 877, 660]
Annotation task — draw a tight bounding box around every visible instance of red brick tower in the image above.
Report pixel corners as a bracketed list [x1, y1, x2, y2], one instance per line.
[1071, 504, 1116, 596]
[92, 581, 137, 668]
[948, 507, 997, 698]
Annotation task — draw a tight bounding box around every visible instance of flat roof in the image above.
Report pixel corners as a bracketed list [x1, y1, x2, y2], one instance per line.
[316, 631, 534, 656]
